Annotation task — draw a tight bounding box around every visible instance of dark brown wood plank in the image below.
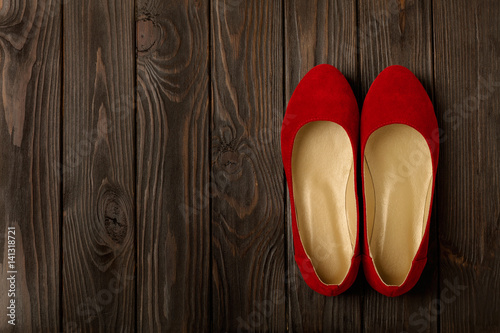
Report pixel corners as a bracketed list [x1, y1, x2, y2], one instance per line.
[210, 0, 285, 331]
[358, 0, 438, 332]
[135, 0, 211, 331]
[284, 0, 362, 332]
[62, 0, 135, 331]
[0, 0, 61, 331]
[433, 0, 500, 331]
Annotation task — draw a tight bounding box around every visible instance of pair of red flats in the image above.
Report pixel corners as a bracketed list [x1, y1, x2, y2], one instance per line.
[281, 65, 438, 297]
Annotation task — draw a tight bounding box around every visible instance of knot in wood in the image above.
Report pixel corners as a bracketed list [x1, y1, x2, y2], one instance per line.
[136, 18, 159, 53]
[97, 183, 130, 245]
[219, 150, 241, 175]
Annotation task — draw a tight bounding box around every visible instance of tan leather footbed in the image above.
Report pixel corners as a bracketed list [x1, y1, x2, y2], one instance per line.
[292, 121, 357, 285]
[364, 124, 433, 286]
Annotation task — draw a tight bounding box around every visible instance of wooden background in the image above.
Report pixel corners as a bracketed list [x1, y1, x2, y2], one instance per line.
[0, 0, 498, 332]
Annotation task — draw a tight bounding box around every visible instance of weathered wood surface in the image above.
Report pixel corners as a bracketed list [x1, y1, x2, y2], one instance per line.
[433, 0, 500, 331]
[0, 0, 497, 331]
[136, 0, 211, 331]
[210, 0, 285, 331]
[0, 0, 62, 331]
[62, 0, 136, 331]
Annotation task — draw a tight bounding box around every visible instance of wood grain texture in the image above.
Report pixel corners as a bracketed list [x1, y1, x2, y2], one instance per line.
[284, 0, 362, 332]
[210, 0, 285, 331]
[135, 0, 211, 331]
[433, 0, 500, 331]
[358, 1, 438, 332]
[62, 0, 135, 331]
[0, 0, 61, 331]
[0, 0, 498, 331]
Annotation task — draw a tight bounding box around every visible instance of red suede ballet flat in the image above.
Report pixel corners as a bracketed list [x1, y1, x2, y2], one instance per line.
[360, 65, 439, 297]
[281, 64, 360, 296]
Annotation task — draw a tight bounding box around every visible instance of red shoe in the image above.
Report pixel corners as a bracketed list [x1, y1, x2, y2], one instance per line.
[360, 65, 439, 297]
[281, 64, 360, 296]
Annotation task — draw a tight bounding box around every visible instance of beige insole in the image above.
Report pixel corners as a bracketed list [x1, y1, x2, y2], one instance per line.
[292, 121, 357, 285]
[364, 124, 433, 286]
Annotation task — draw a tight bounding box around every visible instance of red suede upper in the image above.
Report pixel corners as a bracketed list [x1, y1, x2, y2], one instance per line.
[281, 64, 360, 296]
[360, 65, 439, 297]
